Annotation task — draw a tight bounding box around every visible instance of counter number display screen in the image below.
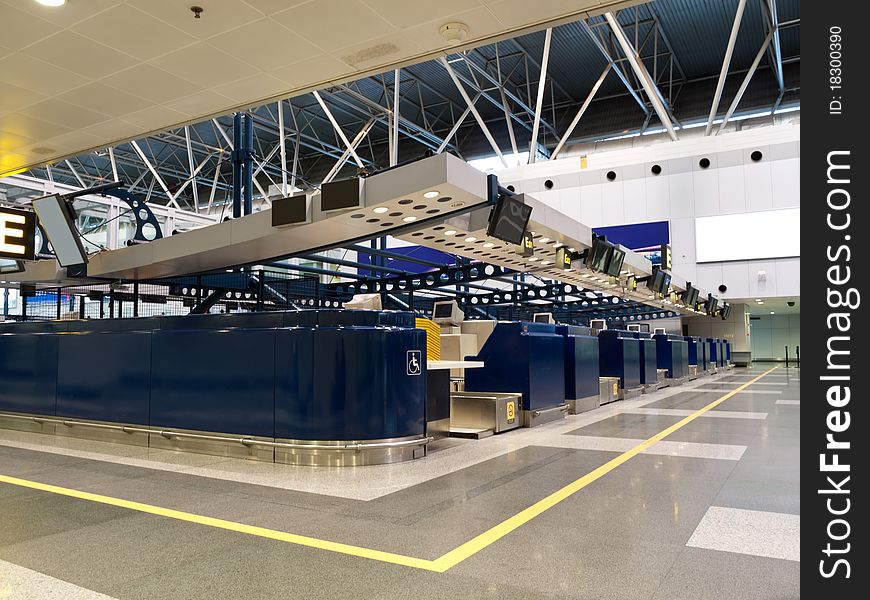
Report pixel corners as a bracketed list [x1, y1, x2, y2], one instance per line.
[605, 247, 625, 277]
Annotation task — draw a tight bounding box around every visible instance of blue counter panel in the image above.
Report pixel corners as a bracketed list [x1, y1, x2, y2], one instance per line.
[465, 322, 565, 410]
[150, 328, 277, 437]
[275, 327, 426, 440]
[597, 331, 641, 389]
[561, 333, 599, 400]
[638, 339, 658, 385]
[0, 333, 59, 415]
[654, 335, 689, 378]
[56, 331, 152, 425]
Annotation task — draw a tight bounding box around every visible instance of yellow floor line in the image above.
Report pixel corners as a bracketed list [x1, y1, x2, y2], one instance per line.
[0, 366, 777, 573]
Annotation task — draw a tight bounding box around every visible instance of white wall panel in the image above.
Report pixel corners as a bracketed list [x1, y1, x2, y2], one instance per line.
[669, 172, 694, 218]
[601, 181, 625, 225]
[622, 178, 646, 223]
[774, 258, 801, 297]
[645, 175, 670, 221]
[717, 165, 747, 214]
[670, 217, 695, 267]
[579, 184, 603, 226]
[693, 170, 720, 216]
[747, 259, 778, 297]
[744, 161, 773, 211]
[771, 158, 800, 208]
[721, 262, 750, 298]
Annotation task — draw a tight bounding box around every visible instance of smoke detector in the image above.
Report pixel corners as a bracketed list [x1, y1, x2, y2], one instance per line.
[439, 22, 469, 46]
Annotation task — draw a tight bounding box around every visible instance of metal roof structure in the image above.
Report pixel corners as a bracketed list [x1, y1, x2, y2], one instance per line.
[7, 0, 799, 215]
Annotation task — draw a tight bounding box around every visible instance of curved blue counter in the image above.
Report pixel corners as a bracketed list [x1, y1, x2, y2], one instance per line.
[0, 310, 426, 445]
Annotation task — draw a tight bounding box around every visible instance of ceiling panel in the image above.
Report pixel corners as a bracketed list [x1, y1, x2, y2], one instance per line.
[0, 0, 632, 177]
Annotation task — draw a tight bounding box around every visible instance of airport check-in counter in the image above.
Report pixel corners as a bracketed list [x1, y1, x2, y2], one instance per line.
[597, 330, 642, 398]
[725, 340, 732, 364]
[706, 338, 722, 371]
[556, 325, 600, 414]
[0, 310, 429, 466]
[631, 332, 660, 390]
[684, 336, 705, 378]
[464, 322, 567, 427]
[653, 334, 689, 381]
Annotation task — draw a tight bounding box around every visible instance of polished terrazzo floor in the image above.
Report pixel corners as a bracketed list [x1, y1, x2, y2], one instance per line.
[0, 364, 800, 599]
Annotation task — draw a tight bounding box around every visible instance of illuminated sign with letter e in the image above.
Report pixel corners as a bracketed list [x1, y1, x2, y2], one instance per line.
[0, 207, 36, 261]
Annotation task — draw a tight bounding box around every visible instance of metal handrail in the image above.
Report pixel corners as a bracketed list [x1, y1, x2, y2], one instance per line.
[0, 413, 432, 452]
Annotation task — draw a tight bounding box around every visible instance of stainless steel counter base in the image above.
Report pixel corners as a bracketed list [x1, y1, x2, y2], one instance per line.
[666, 375, 689, 387]
[426, 417, 451, 440]
[568, 395, 599, 415]
[0, 412, 432, 466]
[619, 386, 644, 401]
[273, 435, 429, 467]
[599, 377, 621, 405]
[688, 365, 699, 380]
[523, 403, 568, 428]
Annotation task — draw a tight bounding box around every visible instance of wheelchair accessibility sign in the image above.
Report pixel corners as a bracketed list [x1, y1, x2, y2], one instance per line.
[406, 350, 422, 376]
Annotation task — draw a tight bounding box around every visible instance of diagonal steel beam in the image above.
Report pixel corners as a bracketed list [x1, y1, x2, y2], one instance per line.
[528, 28, 552, 163]
[580, 19, 649, 116]
[436, 93, 479, 154]
[715, 30, 775, 135]
[313, 91, 364, 168]
[550, 64, 612, 160]
[706, 0, 747, 135]
[439, 57, 507, 167]
[322, 118, 376, 184]
[604, 12, 677, 141]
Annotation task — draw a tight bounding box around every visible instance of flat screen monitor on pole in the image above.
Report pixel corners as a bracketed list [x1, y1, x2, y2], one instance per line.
[486, 194, 532, 245]
[646, 268, 665, 293]
[586, 237, 612, 273]
[659, 271, 672, 295]
[605, 247, 625, 277]
[705, 294, 718, 315]
[31, 194, 87, 267]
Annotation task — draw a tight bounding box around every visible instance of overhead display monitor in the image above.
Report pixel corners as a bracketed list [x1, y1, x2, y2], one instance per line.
[646, 268, 665, 293]
[605, 247, 625, 277]
[720, 303, 732, 320]
[659, 271, 672, 295]
[0, 206, 37, 261]
[590, 319, 606, 331]
[31, 194, 87, 267]
[487, 194, 532, 245]
[533, 312, 554, 324]
[705, 294, 718, 315]
[639, 323, 650, 333]
[586, 237, 612, 273]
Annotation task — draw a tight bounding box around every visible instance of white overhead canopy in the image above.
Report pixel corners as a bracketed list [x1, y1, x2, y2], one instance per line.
[0, 0, 636, 177]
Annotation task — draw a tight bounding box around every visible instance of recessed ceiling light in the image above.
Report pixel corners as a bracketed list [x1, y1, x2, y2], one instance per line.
[529, 257, 539, 262]
[483, 242, 494, 248]
[35, 0, 66, 6]
[541, 260, 550, 265]
[402, 216, 417, 222]
[553, 243, 563, 248]
[464, 236, 476, 242]
[423, 190, 440, 198]
[539, 237, 550, 243]
[770, 311, 775, 315]
[444, 230, 456, 236]
[373, 206, 388, 214]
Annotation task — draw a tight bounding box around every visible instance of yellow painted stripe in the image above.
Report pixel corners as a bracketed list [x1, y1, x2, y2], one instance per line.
[0, 367, 776, 573]
[430, 366, 778, 570]
[0, 473, 440, 571]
